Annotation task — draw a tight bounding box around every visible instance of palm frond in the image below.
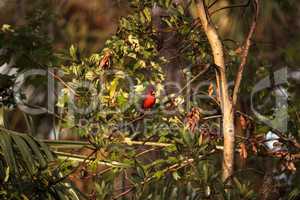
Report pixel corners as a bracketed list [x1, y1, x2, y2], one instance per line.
[0, 127, 81, 200]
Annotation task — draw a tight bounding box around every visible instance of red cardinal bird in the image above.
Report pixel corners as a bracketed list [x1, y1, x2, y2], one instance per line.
[128, 85, 156, 125]
[142, 85, 156, 110]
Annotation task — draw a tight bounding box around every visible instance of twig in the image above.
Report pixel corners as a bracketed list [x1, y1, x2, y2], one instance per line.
[48, 70, 78, 96]
[113, 149, 216, 199]
[208, 0, 219, 9]
[195, 90, 220, 106]
[122, 137, 171, 147]
[113, 187, 134, 200]
[54, 151, 129, 168]
[177, 63, 211, 98]
[210, 0, 251, 16]
[43, 138, 172, 148]
[44, 137, 225, 150]
[203, 114, 222, 120]
[161, 64, 211, 107]
[20, 102, 81, 128]
[48, 149, 96, 187]
[22, 54, 77, 96]
[134, 147, 160, 157]
[236, 110, 300, 151]
[124, 113, 145, 126]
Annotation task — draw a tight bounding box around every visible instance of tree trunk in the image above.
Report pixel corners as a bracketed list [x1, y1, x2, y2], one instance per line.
[195, 0, 235, 182]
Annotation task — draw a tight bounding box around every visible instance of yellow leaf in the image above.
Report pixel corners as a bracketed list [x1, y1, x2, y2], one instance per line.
[109, 78, 119, 99]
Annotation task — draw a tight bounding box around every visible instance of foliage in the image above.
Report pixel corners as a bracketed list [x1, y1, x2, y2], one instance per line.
[52, 1, 252, 199]
[0, 0, 300, 199]
[0, 127, 80, 200]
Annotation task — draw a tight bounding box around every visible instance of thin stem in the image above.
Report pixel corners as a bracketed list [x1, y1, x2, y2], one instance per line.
[113, 187, 134, 200]
[54, 151, 129, 167]
[48, 70, 78, 96]
[232, 0, 259, 105]
[177, 64, 211, 98]
[210, 0, 251, 16]
[49, 149, 97, 187]
[208, 0, 219, 9]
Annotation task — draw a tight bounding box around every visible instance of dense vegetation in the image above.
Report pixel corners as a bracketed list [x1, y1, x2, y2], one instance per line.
[0, 0, 300, 199]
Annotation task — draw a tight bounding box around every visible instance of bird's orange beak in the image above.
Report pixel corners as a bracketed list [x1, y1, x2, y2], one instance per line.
[151, 91, 155, 96]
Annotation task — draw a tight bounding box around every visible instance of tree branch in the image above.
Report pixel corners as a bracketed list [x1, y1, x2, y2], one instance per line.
[210, 0, 251, 16]
[232, 0, 259, 106]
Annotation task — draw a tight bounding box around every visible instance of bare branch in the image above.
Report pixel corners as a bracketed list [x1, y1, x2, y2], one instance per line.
[232, 0, 260, 105]
[210, 0, 251, 16]
[208, 0, 219, 9]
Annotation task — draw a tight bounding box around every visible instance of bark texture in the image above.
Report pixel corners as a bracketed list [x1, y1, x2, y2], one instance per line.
[195, 0, 235, 181]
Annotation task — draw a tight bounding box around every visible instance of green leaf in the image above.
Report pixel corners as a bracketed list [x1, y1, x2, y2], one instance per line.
[109, 77, 119, 99]
[165, 0, 171, 7]
[11, 135, 36, 175]
[289, 188, 300, 200]
[162, 18, 173, 27]
[143, 7, 152, 22]
[36, 138, 54, 161]
[233, 177, 243, 192]
[139, 11, 146, 24]
[4, 166, 9, 182]
[22, 135, 48, 169]
[177, 5, 184, 15]
[0, 132, 17, 174]
[137, 165, 145, 179]
[181, 130, 192, 146]
[69, 45, 79, 61]
[153, 170, 164, 180]
[172, 172, 181, 180]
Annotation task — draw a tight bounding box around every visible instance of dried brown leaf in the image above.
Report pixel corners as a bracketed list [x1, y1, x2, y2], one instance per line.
[186, 107, 202, 132]
[239, 143, 248, 160]
[99, 51, 111, 69]
[240, 115, 247, 130]
[208, 82, 214, 97]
